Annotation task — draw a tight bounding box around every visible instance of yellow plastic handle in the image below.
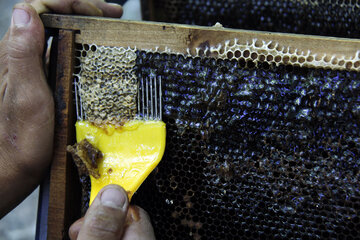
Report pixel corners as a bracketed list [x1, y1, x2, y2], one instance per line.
[76, 120, 166, 204]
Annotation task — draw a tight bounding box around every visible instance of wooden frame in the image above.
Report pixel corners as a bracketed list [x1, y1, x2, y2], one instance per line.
[42, 14, 360, 62]
[44, 28, 81, 239]
[41, 13, 360, 239]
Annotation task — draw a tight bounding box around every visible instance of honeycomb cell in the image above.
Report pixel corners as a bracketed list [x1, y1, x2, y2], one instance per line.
[73, 38, 360, 239]
[147, 0, 360, 38]
[131, 50, 360, 240]
[73, 44, 137, 126]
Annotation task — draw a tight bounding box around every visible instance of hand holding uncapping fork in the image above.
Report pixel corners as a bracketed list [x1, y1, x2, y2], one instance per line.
[0, 0, 155, 239]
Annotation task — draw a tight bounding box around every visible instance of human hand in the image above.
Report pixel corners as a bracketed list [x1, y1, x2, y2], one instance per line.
[69, 185, 156, 240]
[26, 0, 123, 17]
[0, 0, 123, 217]
[0, 3, 53, 217]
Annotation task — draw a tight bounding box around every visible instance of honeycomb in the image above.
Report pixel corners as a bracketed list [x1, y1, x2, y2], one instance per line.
[147, 0, 360, 38]
[132, 52, 360, 239]
[201, 39, 360, 72]
[73, 42, 360, 239]
[74, 44, 138, 126]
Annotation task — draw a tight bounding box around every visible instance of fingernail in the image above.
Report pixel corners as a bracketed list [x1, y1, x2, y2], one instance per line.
[12, 8, 30, 27]
[101, 187, 126, 209]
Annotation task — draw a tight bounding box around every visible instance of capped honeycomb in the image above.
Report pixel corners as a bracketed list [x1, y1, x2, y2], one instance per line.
[73, 44, 137, 126]
[73, 41, 360, 239]
[145, 0, 360, 38]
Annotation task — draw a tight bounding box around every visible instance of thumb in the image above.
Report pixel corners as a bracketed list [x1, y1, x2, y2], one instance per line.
[77, 185, 129, 240]
[8, 3, 44, 66]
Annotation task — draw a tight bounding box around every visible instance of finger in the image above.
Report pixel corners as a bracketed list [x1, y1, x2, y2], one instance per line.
[122, 206, 156, 240]
[26, 0, 50, 14]
[30, 0, 102, 16]
[9, 3, 44, 61]
[6, 2, 52, 114]
[70, 0, 103, 16]
[6, 3, 50, 109]
[90, 0, 123, 18]
[30, 0, 122, 17]
[68, 206, 156, 240]
[77, 184, 129, 240]
[45, 0, 103, 16]
[69, 218, 84, 240]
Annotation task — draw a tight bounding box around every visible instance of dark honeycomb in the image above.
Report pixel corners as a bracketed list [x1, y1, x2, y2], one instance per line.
[144, 0, 360, 38]
[132, 51, 360, 239]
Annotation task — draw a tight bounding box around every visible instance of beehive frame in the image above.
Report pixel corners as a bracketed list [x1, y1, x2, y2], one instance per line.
[41, 14, 360, 240]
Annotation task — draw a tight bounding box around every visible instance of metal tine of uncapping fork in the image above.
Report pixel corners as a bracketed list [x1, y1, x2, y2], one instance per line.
[155, 76, 158, 119]
[74, 79, 84, 121]
[151, 76, 162, 120]
[80, 81, 86, 120]
[146, 77, 149, 120]
[150, 76, 154, 120]
[137, 79, 141, 119]
[74, 78, 80, 120]
[138, 76, 162, 120]
[159, 76, 162, 120]
[142, 77, 145, 119]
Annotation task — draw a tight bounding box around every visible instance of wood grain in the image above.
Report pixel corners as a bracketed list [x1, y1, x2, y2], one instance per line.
[47, 29, 79, 240]
[41, 14, 360, 68]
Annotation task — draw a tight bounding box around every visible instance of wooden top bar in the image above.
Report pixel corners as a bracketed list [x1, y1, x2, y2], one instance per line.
[41, 14, 360, 70]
